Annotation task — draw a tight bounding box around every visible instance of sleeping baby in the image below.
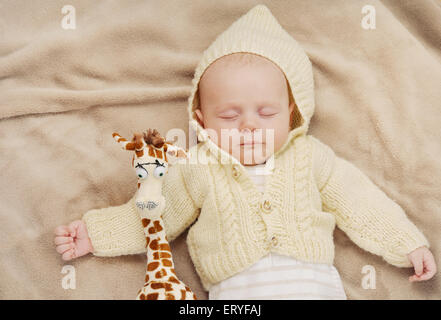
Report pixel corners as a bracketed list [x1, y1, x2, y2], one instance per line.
[54, 5, 436, 299]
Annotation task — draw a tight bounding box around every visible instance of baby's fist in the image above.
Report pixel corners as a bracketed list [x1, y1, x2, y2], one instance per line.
[54, 220, 93, 261]
[406, 246, 437, 282]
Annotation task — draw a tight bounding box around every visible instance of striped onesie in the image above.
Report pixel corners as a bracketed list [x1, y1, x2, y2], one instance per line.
[208, 162, 347, 300]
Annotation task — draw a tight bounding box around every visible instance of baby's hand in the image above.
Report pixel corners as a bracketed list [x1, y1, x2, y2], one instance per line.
[54, 220, 94, 261]
[406, 246, 437, 282]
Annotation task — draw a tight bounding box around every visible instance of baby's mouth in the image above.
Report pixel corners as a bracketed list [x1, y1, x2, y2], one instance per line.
[240, 141, 264, 146]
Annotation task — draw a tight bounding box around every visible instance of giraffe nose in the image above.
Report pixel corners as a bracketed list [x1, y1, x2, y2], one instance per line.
[136, 200, 159, 211]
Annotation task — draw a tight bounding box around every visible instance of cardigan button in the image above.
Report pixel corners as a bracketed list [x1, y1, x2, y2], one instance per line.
[232, 165, 241, 178]
[271, 236, 278, 247]
[261, 200, 272, 213]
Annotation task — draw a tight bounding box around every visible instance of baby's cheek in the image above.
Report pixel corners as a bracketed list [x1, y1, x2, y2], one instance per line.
[272, 128, 290, 152]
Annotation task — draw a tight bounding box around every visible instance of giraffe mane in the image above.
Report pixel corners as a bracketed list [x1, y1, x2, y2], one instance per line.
[143, 129, 166, 148]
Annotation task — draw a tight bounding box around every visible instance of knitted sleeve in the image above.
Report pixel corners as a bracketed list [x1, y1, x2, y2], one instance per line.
[82, 194, 146, 257]
[82, 163, 200, 257]
[310, 136, 430, 267]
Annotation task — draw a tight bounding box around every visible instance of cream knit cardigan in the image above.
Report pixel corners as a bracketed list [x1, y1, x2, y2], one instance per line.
[82, 5, 429, 291]
[83, 134, 429, 291]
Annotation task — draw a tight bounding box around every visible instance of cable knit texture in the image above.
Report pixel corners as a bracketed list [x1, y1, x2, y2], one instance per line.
[82, 4, 429, 291]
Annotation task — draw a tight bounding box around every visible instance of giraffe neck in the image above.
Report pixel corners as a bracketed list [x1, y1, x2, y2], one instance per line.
[141, 217, 176, 282]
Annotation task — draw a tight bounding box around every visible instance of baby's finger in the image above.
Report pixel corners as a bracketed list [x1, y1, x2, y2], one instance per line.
[54, 225, 70, 236]
[56, 243, 74, 254]
[62, 249, 75, 261]
[67, 225, 77, 238]
[413, 272, 433, 281]
[424, 251, 437, 274]
[409, 274, 423, 282]
[422, 260, 437, 280]
[54, 236, 73, 245]
[412, 257, 424, 276]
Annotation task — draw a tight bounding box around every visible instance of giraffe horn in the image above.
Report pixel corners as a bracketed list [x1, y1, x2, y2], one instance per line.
[165, 136, 178, 145]
[112, 132, 135, 151]
[133, 133, 146, 150]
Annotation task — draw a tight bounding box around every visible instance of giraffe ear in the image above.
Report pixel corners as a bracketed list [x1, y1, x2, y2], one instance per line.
[166, 145, 188, 165]
[113, 132, 136, 151]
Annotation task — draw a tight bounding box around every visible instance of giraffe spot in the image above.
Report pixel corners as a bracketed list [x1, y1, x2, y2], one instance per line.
[180, 289, 186, 300]
[165, 235, 168, 241]
[168, 276, 180, 284]
[153, 252, 159, 260]
[171, 268, 176, 275]
[125, 142, 135, 150]
[193, 293, 197, 300]
[117, 137, 126, 142]
[145, 237, 150, 246]
[148, 227, 156, 234]
[136, 149, 144, 158]
[165, 293, 175, 300]
[159, 243, 170, 251]
[155, 149, 163, 160]
[139, 293, 146, 300]
[134, 139, 144, 150]
[148, 146, 155, 157]
[160, 252, 171, 259]
[155, 269, 167, 278]
[162, 259, 172, 267]
[142, 218, 150, 228]
[137, 182, 141, 189]
[144, 274, 149, 282]
[146, 293, 159, 300]
[147, 261, 159, 271]
[164, 283, 173, 291]
[149, 239, 159, 250]
[185, 286, 191, 292]
[151, 282, 164, 289]
[153, 220, 163, 232]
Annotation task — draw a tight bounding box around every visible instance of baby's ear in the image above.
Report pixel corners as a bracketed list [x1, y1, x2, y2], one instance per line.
[195, 109, 205, 127]
[289, 101, 295, 113]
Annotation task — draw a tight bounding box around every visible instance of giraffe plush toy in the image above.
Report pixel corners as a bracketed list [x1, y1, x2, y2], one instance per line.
[112, 129, 197, 300]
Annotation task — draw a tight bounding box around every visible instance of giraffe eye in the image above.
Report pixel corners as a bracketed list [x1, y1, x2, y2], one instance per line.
[153, 166, 166, 178]
[135, 167, 148, 179]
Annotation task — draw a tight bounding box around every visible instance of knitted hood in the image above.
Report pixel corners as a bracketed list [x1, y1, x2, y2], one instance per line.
[187, 4, 315, 165]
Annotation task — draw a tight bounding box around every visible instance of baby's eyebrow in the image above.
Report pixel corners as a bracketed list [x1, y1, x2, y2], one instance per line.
[259, 101, 281, 108]
[215, 104, 241, 112]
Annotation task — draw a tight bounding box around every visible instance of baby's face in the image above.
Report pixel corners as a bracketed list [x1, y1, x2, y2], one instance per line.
[195, 55, 295, 166]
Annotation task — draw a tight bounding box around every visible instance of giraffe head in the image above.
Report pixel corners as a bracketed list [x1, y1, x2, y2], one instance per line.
[112, 129, 187, 217]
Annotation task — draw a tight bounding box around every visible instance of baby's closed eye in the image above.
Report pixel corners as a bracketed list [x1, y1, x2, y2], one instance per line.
[259, 106, 279, 117]
[218, 110, 240, 120]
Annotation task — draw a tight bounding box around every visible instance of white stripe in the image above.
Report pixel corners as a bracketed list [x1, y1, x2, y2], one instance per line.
[209, 253, 346, 300]
[222, 265, 336, 287]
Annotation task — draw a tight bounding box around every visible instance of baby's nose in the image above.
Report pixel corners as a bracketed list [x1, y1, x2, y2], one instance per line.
[239, 123, 258, 133]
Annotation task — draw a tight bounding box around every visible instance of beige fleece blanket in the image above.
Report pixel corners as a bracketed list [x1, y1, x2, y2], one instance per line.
[1, 0, 440, 300]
